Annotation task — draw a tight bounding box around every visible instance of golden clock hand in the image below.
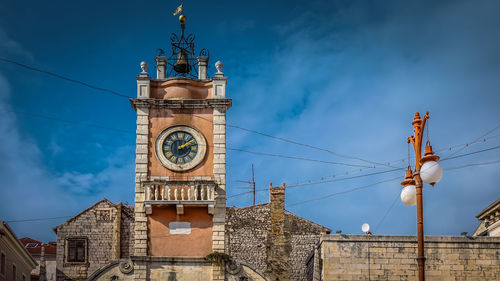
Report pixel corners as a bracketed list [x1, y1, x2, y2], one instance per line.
[178, 139, 195, 149]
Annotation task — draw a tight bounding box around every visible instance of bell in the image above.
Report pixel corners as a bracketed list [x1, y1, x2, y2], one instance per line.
[173, 50, 191, 74]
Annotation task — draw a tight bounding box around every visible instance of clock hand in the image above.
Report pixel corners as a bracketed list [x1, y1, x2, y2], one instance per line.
[178, 139, 195, 149]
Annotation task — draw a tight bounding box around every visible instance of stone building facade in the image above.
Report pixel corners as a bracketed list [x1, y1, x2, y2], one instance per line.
[0, 221, 37, 281]
[308, 234, 500, 281]
[53, 199, 134, 281]
[473, 198, 500, 237]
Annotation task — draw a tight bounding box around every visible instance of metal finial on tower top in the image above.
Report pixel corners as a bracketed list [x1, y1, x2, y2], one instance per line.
[154, 2, 209, 79]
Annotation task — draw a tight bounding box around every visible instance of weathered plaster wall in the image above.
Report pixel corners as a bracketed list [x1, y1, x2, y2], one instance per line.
[148, 206, 212, 257]
[316, 235, 500, 281]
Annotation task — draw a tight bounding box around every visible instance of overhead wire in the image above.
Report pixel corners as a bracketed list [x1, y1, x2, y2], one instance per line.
[286, 177, 402, 207]
[227, 156, 500, 202]
[373, 192, 400, 234]
[8, 158, 500, 222]
[5, 109, 370, 167]
[193, 114, 399, 169]
[0, 57, 133, 99]
[6, 216, 74, 223]
[1, 57, 387, 169]
[443, 123, 500, 158]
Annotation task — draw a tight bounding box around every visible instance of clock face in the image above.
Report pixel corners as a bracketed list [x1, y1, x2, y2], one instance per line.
[162, 131, 198, 165]
[155, 125, 207, 171]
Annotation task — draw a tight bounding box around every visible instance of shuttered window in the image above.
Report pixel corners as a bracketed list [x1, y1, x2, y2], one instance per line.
[66, 239, 86, 262]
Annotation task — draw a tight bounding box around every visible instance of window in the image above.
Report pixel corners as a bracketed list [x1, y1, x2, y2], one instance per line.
[12, 264, 16, 281]
[0, 252, 5, 276]
[66, 239, 86, 263]
[26, 243, 38, 248]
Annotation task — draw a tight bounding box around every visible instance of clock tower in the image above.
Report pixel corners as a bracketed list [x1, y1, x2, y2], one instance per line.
[131, 17, 231, 281]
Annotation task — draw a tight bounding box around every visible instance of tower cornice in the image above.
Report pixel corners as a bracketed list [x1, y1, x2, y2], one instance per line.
[130, 98, 232, 110]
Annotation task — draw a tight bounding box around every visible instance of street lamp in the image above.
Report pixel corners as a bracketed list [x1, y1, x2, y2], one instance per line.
[400, 111, 442, 281]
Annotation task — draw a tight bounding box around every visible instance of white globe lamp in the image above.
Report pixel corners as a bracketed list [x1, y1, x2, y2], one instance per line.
[401, 185, 417, 206]
[420, 143, 442, 186]
[420, 161, 442, 186]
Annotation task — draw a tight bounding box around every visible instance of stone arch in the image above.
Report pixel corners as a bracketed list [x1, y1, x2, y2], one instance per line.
[87, 260, 134, 281]
[226, 261, 268, 281]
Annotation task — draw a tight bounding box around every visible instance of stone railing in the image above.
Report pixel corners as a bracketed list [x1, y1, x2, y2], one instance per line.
[144, 180, 215, 203]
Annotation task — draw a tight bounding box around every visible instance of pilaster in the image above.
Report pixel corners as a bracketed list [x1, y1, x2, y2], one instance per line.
[134, 103, 149, 281]
[212, 103, 227, 280]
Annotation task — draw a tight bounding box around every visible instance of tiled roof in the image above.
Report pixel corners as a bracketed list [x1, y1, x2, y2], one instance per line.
[20, 237, 57, 255]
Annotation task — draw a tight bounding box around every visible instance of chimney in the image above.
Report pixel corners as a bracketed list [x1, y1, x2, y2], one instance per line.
[270, 183, 286, 236]
[266, 183, 291, 281]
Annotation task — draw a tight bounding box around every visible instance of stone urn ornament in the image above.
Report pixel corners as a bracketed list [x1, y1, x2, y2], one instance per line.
[140, 61, 148, 73]
[215, 61, 223, 74]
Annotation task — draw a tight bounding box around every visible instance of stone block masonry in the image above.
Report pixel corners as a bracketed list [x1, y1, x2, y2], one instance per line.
[226, 184, 330, 281]
[54, 199, 135, 281]
[314, 235, 500, 281]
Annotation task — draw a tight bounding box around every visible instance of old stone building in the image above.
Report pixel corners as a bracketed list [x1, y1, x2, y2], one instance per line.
[52, 183, 332, 281]
[0, 220, 37, 281]
[225, 184, 330, 281]
[53, 199, 134, 281]
[473, 198, 500, 237]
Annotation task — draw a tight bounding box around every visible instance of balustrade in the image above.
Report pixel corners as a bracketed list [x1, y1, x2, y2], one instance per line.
[145, 181, 215, 203]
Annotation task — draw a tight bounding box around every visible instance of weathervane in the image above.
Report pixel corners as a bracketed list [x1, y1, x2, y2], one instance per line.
[156, 2, 209, 79]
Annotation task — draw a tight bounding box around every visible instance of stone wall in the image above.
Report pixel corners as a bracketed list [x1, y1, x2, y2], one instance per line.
[55, 199, 134, 281]
[226, 199, 330, 281]
[314, 234, 500, 281]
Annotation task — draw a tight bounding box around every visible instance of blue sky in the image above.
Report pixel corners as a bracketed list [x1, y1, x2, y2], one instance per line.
[1, 0, 499, 242]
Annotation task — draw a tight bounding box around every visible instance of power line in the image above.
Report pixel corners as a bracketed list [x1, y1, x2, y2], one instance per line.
[192, 114, 398, 169]
[7, 108, 374, 168]
[4, 57, 499, 172]
[443, 123, 500, 158]
[7, 109, 134, 135]
[228, 147, 372, 168]
[287, 144, 500, 189]
[441, 145, 500, 161]
[286, 168, 403, 189]
[9, 159, 500, 222]
[373, 192, 400, 234]
[287, 177, 402, 207]
[444, 159, 500, 171]
[0, 57, 133, 99]
[6, 216, 73, 223]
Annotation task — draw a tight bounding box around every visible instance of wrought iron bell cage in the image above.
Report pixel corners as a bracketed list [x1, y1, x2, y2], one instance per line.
[156, 22, 209, 79]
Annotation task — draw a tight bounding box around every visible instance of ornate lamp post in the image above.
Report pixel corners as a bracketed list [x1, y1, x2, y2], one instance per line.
[400, 112, 443, 281]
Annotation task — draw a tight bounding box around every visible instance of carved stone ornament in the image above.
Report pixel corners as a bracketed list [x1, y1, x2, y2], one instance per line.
[110, 276, 119, 281]
[119, 260, 134, 274]
[140, 61, 148, 73]
[225, 260, 242, 275]
[215, 61, 223, 73]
